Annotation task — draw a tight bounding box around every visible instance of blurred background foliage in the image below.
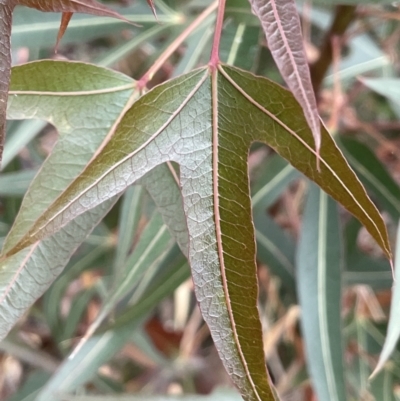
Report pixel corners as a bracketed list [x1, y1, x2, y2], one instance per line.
[1, 0, 400, 400]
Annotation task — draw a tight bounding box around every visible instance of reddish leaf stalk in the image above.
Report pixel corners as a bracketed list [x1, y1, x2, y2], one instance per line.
[0, 1, 14, 168]
[209, 0, 226, 68]
[137, 0, 218, 90]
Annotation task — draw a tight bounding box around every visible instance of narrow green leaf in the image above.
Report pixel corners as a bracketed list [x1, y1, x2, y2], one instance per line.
[11, 4, 179, 50]
[254, 211, 295, 291]
[297, 183, 346, 401]
[0, 169, 37, 196]
[340, 137, 400, 221]
[2, 120, 47, 170]
[371, 222, 400, 377]
[35, 250, 189, 400]
[252, 154, 300, 213]
[113, 186, 144, 281]
[361, 78, 400, 118]
[370, 369, 396, 401]
[344, 218, 392, 289]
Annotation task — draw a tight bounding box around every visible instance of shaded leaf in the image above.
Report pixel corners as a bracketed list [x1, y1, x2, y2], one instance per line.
[2, 61, 391, 400]
[0, 169, 37, 196]
[339, 137, 400, 221]
[371, 222, 400, 377]
[11, 4, 178, 51]
[361, 78, 400, 119]
[35, 248, 189, 400]
[249, 0, 321, 155]
[297, 183, 346, 401]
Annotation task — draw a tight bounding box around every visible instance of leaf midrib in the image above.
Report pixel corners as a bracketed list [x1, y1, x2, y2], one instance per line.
[9, 83, 134, 96]
[212, 67, 263, 401]
[218, 65, 389, 259]
[8, 69, 208, 255]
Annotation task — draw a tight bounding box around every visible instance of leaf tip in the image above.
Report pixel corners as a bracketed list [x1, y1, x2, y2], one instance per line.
[146, 0, 158, 21]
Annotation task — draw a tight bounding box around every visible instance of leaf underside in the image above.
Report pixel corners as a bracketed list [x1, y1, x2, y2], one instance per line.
[249, 0, 321, 154]
[2, 60, 391, 401]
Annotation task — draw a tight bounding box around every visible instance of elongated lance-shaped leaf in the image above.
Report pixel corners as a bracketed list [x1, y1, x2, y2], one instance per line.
[297, 183, 347, 401]
[249, 0, 321, 155]
[371, 222, 400, 378]
[3, 62, 391, 400]
[0, 0, 14, 167]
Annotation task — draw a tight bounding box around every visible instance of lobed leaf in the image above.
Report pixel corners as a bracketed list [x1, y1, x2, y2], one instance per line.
[2, 62, 391, 400]
[0, 60, 136, 340]
[249, 0, 321, 155]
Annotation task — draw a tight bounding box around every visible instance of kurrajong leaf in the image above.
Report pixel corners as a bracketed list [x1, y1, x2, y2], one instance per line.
[2, 60, 391, 401]
[0, 0, 131, 165]
[249, 0, 321, 157]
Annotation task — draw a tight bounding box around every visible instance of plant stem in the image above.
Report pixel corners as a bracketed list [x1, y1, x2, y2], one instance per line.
[310, 5, 356, 96]
[210, 0, 226, 68]
[137, 1, 218, 90]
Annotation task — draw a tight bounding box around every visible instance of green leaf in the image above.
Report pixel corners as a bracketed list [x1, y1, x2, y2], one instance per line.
[0, 61, 136, 340]
[11, 4, 180, 51]
[361, 78, 400, 119]
[3, 61, 391, 400]
[371, 222, 400, 377]
[35, 249, 189, 400]
[297, 183, 346, 401]
[0, 169, 37, 196]
[255, 211, 295, 292]
[2, 120, 47, 170]
[339, 137, 400, 221]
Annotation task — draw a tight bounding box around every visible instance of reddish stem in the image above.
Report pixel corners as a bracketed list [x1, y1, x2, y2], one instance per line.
[209, 0, 226, 68]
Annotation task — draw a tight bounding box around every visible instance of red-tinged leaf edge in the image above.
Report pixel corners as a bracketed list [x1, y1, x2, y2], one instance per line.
[249, 0, 321, 164]
[55, 12, 73, 52]
[16, 0, 139, 27]
[146, 0, 158, 21]
[0, 1, 14, 168]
